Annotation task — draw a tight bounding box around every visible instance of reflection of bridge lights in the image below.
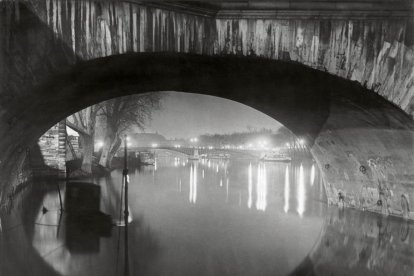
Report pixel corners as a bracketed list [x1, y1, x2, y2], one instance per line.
[151, 143, 158, 148]
[226, 178, 229, 202]
[310, 164, 315, 186]
[256, 163, 267, 211]
[248, 163, 252, 209]
[189, 163, 198, 204]
[297, 164, 305, 217]
[284, 165, 290, 213]
[189, 167, 193, 202]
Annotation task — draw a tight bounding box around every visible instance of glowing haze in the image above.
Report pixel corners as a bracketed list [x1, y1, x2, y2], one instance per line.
[142, 92, 282, 139]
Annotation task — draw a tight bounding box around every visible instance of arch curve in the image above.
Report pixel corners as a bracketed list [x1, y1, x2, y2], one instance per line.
[1, 52, 414, 218]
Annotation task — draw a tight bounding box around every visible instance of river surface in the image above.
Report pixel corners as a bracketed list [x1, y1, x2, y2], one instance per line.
[2, 153, 414, 276]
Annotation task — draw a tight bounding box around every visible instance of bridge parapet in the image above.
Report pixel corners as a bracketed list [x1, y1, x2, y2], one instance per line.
[132, 147, 262, 158]
[23, 0, 414, 115]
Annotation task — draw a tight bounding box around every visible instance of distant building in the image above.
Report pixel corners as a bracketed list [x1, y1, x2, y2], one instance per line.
[129, 132, 167, 148]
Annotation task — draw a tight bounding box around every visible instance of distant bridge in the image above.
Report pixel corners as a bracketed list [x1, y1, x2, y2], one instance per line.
[130, 146, 264, 158]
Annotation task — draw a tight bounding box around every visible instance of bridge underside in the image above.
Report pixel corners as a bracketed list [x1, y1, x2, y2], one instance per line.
[1, 49, 414, 218]
[0, 1, 413, 216]
[0, 1, 414, 275]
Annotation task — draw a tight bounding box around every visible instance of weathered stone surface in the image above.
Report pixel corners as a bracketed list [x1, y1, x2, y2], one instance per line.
[0, 2, 74, 204]
[301, 208, 414, 276]
[26, 0, 414, 115]
[0, 1, 413, 219]
[35, 121, 66, 177]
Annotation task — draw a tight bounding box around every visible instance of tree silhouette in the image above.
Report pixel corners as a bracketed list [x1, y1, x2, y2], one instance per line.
[67, 105, 99, 174]
[98, 93, 163, 168]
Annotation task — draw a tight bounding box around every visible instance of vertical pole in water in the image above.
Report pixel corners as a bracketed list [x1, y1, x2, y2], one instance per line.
[56, 183, 64, 212]
[123, 135, 129, 276]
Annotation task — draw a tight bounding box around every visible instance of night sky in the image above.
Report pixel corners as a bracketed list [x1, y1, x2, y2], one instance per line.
[143, 92, 282, 139]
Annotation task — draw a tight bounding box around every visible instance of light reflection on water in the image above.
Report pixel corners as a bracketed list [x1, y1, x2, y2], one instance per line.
[2, 154, 414, 275]
[297, 164, 305, 217]
[124, 157, 326, 275]
[310, 164, 315, 186]
[189, 162, 198, 204]
[255, 163, 267, 211]
[248, 163, 253, 209]
[284, 165, 290, 213]
[25, 155, 327, 276]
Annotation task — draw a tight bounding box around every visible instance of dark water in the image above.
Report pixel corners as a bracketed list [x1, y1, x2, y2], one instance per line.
[1, 153, 413, 276]
[115, 157, 326, 276]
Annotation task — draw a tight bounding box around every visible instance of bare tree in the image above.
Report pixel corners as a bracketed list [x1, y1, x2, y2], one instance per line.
[99, 93, 163, 168]
[67, 105, 99, 174]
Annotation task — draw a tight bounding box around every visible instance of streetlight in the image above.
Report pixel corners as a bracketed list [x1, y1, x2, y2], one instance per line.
[190, 137, 198, 147]
[189, 137, 199, 158]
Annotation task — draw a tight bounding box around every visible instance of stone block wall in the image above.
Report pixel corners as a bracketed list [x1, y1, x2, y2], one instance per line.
[35, 120, 66, 178]
[26, 0, 414, 116]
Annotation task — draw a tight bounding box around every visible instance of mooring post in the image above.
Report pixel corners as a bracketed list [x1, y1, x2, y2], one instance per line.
[56, 182, 64, 212]
[123, 135, 129, 276]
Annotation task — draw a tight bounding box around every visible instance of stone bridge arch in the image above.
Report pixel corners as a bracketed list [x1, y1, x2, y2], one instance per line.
[0, 1, 414, 219]
[25, 0, 414, 114]
[3, 50, 414, 218]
